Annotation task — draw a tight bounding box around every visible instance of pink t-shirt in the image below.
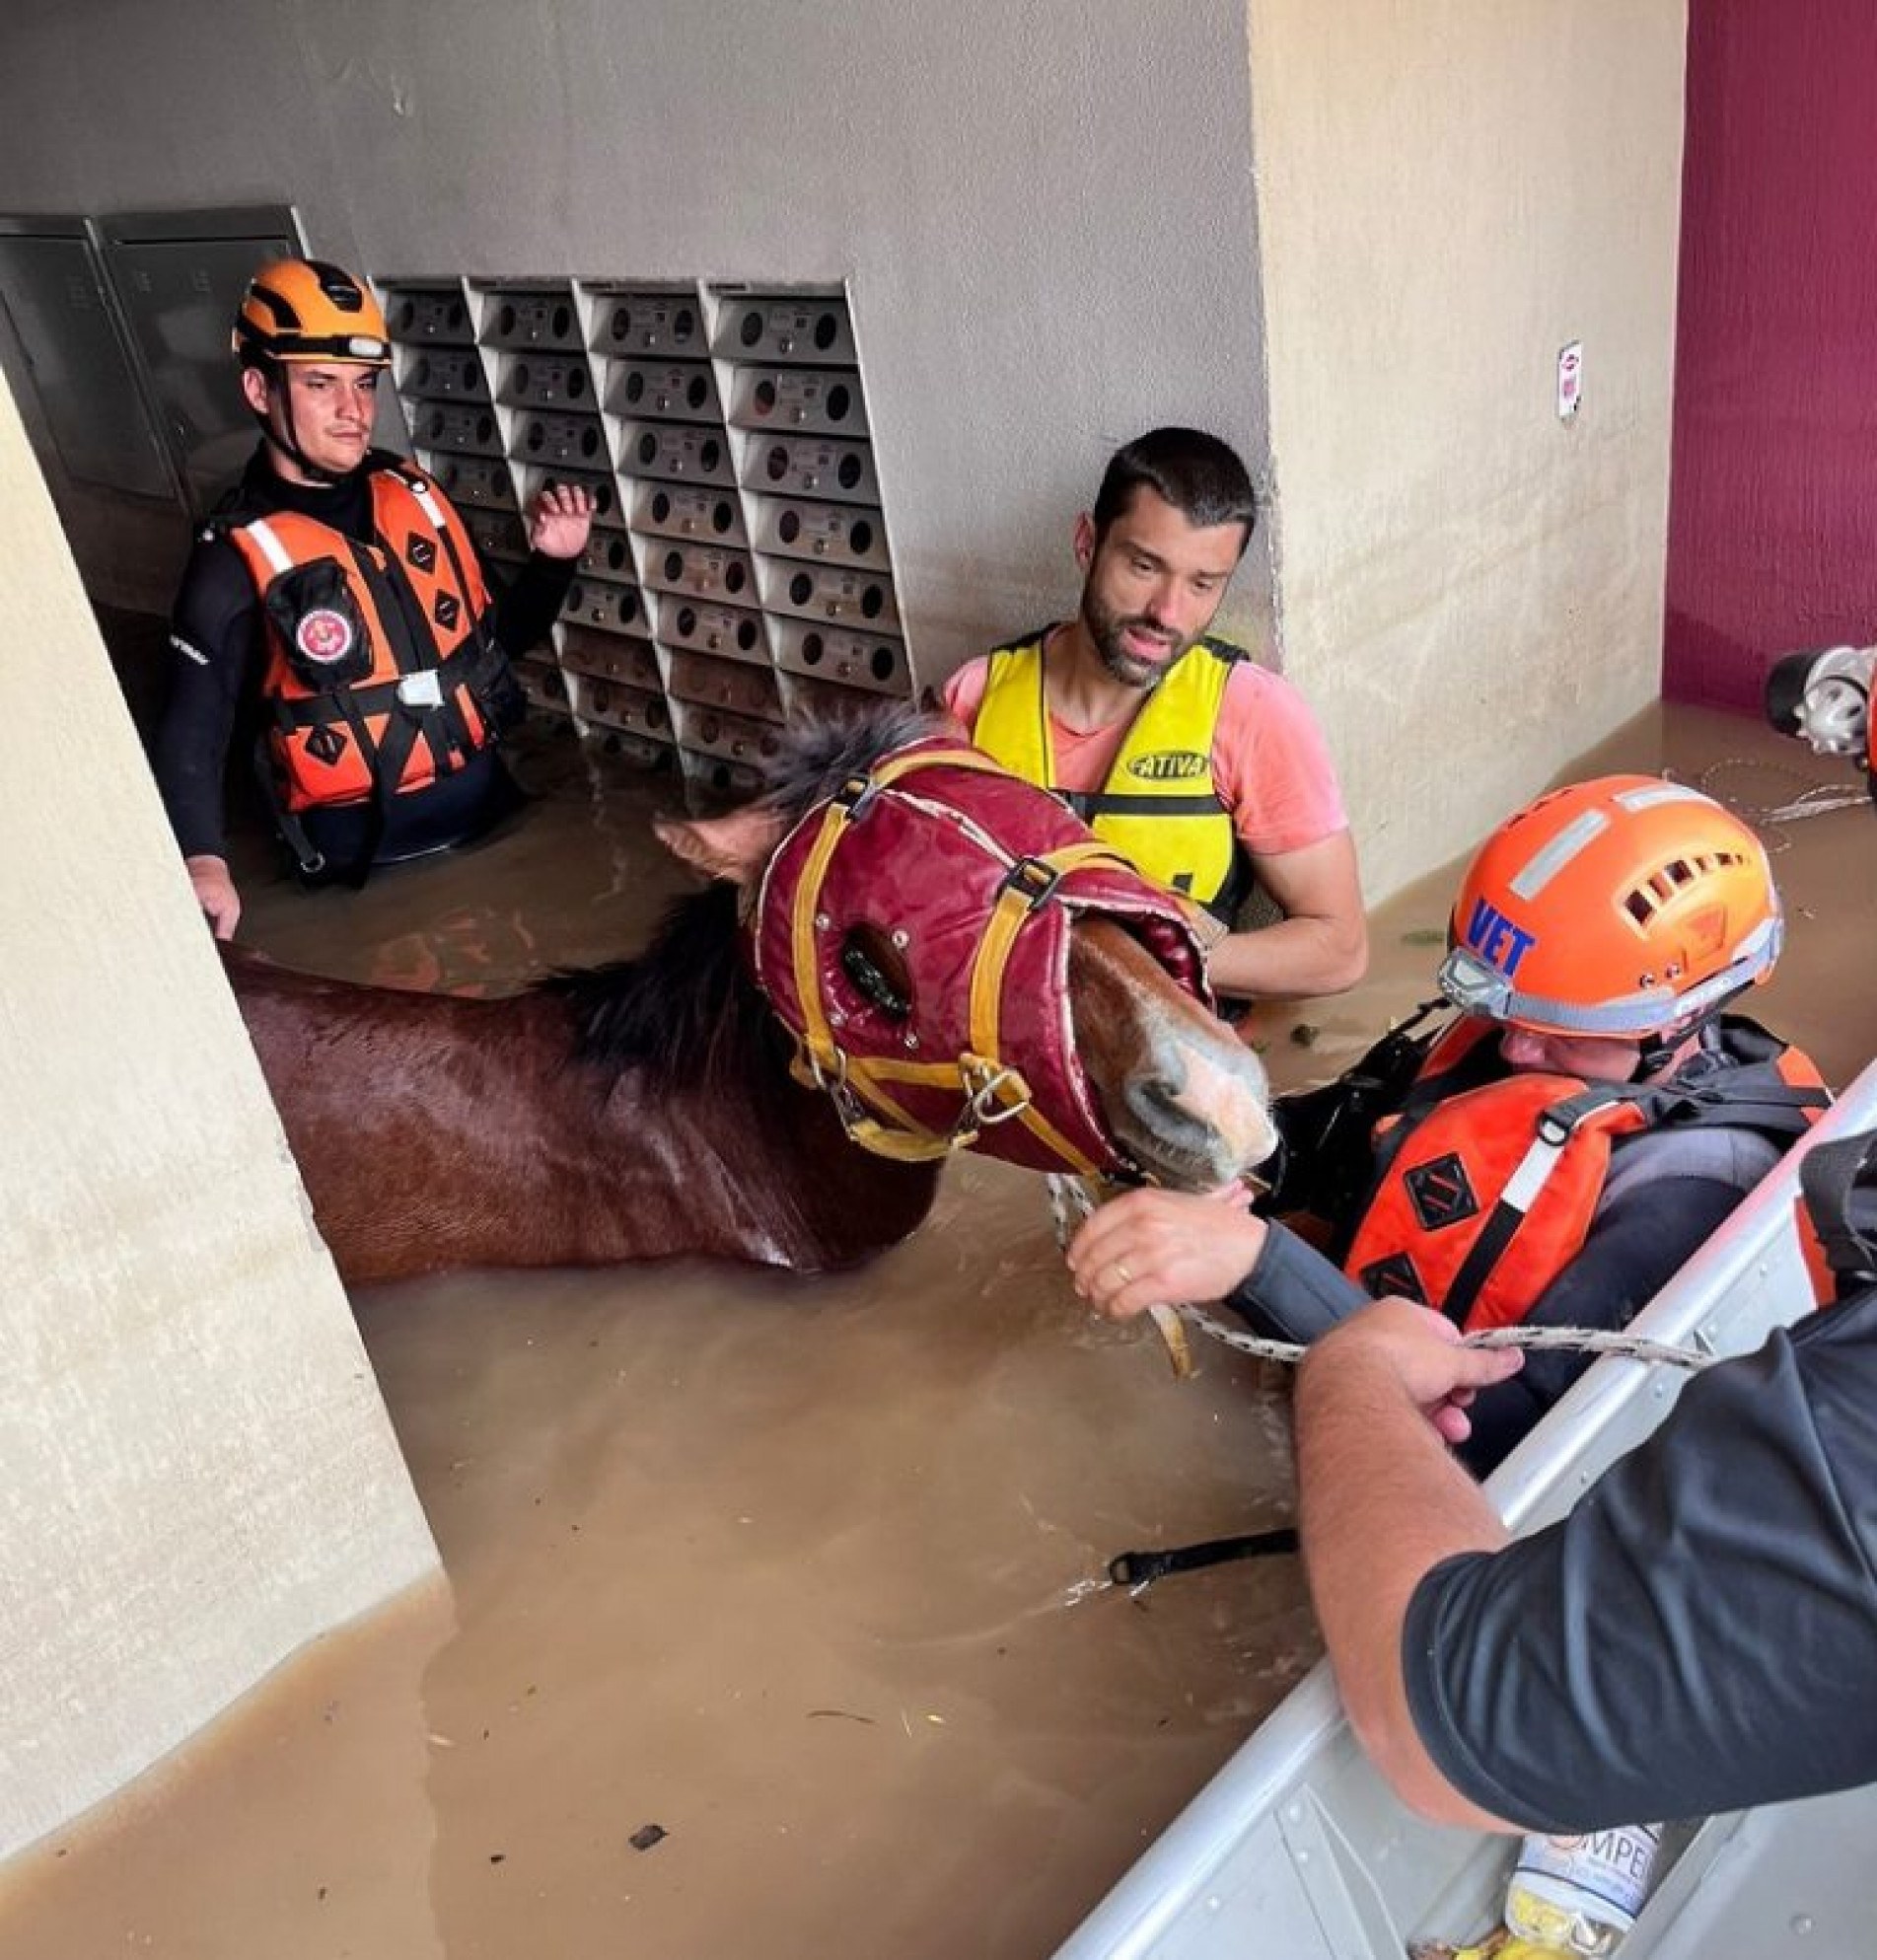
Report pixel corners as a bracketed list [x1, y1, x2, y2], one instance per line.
[941, 646, 1348, 858]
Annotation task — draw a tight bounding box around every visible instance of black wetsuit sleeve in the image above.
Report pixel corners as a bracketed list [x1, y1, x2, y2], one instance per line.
[1456, 1175, 1746, 1474]
[1224, 1218, 1371, 1343]
[151, 535, 261, 860]
[1402, 1288, 1877, 1831]
[486, 550, 576, 661]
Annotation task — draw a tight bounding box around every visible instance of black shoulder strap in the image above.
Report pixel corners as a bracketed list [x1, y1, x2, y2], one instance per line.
[987, 625, 1056, 658]
[1800, 1132, 1877, 1292]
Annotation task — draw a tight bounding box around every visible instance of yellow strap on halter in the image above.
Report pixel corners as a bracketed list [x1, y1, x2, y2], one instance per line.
[966, 839, 1132, 1179]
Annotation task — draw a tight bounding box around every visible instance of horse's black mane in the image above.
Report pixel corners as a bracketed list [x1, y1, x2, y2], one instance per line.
[542, 699, 946, 1093]
[751, 696, 938, 824]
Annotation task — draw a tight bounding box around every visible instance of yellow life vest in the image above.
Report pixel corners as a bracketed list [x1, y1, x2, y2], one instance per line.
[971, 631, 1246, 915]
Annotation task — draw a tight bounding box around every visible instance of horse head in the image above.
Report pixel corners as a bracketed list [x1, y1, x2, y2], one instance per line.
[658, 705, 1277, 1194]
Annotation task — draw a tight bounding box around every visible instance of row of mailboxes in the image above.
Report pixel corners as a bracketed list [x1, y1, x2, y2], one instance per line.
[374, 273, 912, 801]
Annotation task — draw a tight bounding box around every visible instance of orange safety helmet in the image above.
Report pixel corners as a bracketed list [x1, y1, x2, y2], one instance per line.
[233, 257, 392, 368]
[1437, 774, 1782, 1039]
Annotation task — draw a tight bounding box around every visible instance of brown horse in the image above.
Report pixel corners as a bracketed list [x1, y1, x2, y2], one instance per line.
[229, 705, 1275, 1284]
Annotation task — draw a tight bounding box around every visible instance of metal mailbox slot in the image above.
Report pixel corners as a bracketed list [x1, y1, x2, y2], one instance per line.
[516, 409, 607, 466]
[643, 543, 755, 603]
[578, 530, 636, 581]
[718, 297, 856, 365]
[570, 674, 670, 739]
[730, 365, 868, 438]
[759, 558, 899, 631]
[498, 353, 592, 409]
[428, 455, 515, 510]
[562, 577, 645, 636]
[751, 493, 890, 571]
[770, 617, 905, 693]
[657, 598, 768, 663]
[386, 287, 473, 343]
[672, 699, 786, 767]
[397, 344, 489, 401]
[749, 432, 878, 504]
[666, 651, 783, 721]
[597, 293, 703, 357]
[479, 288, 583, 351]
[608, 358, 720, 423]
[632, 481, 746, 545]
[561, 626, 660, 688]
[412, 400, 502, 457]
[622, 419, 735, 486]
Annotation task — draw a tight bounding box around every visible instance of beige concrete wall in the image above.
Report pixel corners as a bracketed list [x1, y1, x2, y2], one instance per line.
[1250, 0, 1690, 900]
[0, 369, 438, 1859]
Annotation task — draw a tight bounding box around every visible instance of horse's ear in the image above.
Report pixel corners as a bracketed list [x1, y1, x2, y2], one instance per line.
[654, 809, 790, 886]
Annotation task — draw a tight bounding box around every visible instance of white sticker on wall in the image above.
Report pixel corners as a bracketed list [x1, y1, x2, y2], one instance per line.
[1557, 340, 1583, 419]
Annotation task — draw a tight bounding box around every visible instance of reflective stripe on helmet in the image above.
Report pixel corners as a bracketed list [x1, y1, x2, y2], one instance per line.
[1504, 781, 1711, 903]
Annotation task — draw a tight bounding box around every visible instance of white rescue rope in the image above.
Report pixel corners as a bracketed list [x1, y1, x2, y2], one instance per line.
[1691, 757, 1867, 836]
[1045, 1174, 1717, 1374]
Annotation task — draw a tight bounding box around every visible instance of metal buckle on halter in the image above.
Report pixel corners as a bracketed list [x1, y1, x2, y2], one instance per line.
[960, 1054, 1034, 1127]
[999, 855, 1065, 910]
[830, 771, 881, 821]
[805, 1042, 880, 1141]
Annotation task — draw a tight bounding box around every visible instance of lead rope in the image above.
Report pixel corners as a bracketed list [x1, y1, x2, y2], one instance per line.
[1044, 1173, 1718, 1375]
[1689, 757, 1867, 840]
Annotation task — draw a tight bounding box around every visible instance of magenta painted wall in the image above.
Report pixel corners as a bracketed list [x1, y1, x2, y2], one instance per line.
[1664, 1, 1877, 711]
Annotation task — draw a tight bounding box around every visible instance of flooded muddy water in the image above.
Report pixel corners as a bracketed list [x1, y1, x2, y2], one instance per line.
[1, 701, 1869, 1959]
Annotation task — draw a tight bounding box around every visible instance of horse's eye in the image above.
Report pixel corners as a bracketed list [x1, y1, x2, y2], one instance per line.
[839, 924, 912, 1021]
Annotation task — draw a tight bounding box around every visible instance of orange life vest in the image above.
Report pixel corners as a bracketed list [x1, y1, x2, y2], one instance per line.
[227, 464, 496, 814]
[1340, 1016, 1830, 1331]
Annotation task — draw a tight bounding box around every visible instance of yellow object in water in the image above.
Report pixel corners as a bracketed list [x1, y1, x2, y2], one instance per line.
[1408, 1931, 1564, 1960]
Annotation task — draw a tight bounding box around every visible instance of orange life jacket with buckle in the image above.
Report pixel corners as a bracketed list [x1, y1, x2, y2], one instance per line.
[227, 463, 497, 814]
[1340, 1015, 1830, 1331]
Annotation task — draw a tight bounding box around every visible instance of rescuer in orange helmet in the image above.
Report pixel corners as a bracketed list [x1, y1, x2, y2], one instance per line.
[1068, 772, 1829, 1471]
[152, 256, 595, 937]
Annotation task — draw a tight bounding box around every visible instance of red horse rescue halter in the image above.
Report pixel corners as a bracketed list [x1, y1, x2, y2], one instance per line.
[748, 737, 1214, 1177]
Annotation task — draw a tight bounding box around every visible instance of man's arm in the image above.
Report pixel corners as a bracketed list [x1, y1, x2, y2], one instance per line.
[152, 538, 258, 939]
[1206, 829, 1368, 1000]
[1292, 1301, 1523, 1829]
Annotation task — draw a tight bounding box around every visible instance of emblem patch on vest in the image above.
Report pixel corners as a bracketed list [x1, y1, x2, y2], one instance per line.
[1405, 1151, 1480, 1231]
[433, 593, 462, 629]
[307, 724, 348, 766]
[1125, 750, 1210, 782]
[1358, 1252, 1426, 1302]
[407, 535, 438, 573]
[295, 608, 356, 666]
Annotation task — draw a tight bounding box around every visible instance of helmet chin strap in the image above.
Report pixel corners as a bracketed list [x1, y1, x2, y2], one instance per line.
[1636, 985, 1746, 1078]
[1636, 1022, 1699, 1078]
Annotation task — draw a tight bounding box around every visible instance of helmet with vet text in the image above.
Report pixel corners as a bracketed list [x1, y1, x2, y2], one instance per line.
[232, 257, 392, 369]
[1437, 774, 1782, 1040]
